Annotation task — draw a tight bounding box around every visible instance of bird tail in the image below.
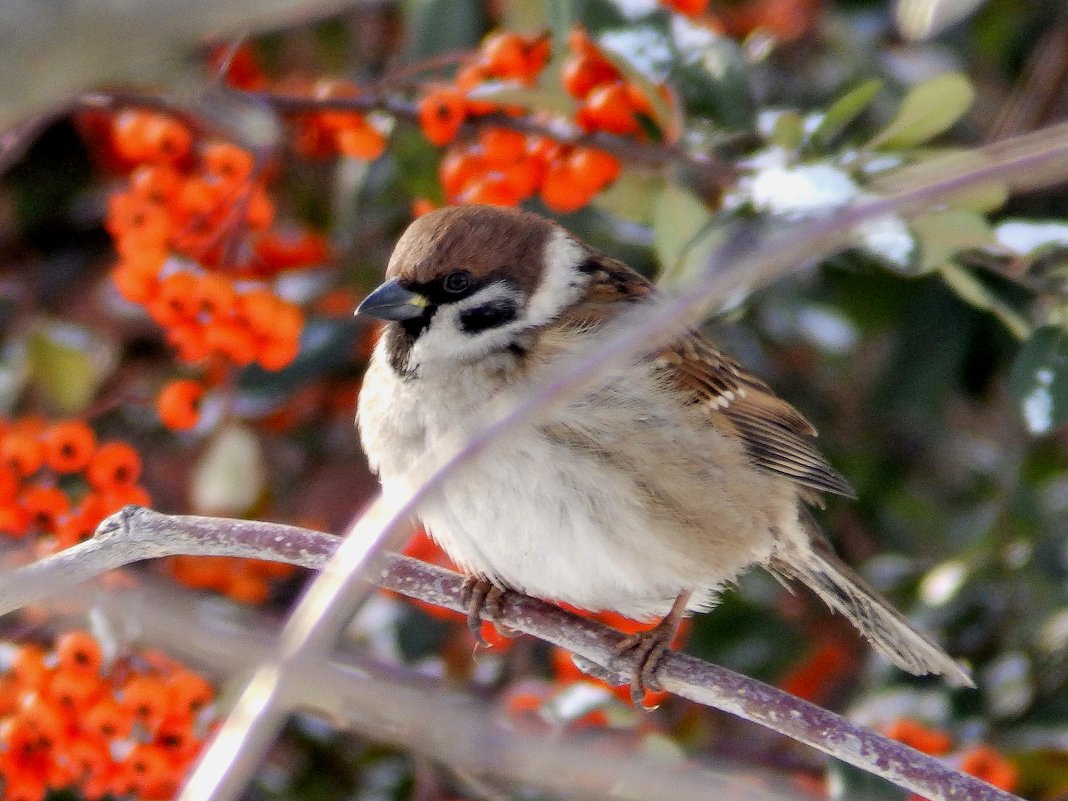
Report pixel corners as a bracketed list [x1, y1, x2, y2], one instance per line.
[771, 511, 974, 688]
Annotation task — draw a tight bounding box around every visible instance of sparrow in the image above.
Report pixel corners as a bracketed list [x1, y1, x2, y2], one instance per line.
[356, 204, 972, 701]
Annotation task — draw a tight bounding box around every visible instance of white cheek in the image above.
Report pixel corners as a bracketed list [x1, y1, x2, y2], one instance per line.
[526, 230, 588, 326]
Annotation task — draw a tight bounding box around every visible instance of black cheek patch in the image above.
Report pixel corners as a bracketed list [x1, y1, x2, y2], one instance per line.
[459, 300, 518, 334]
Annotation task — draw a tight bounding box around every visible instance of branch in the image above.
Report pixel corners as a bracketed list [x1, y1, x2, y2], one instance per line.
[32, 572, 804, 801]
[0, 506, 1021, 801]
[0, 0, 373, 128]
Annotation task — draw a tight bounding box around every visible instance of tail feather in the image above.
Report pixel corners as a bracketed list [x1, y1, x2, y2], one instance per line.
[773, 516, 974, 688]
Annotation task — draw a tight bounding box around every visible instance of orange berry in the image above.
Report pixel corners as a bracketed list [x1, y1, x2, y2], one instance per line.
[204, 320, 258, 365]
[0, 466, 18, 507]
[235, 288, 281, 334]
[11, 645, 48, 688]
[960, 745, 1018, 791]
[458, 174, 522, 206]
[44, 420, 97, 473]
[419, 88, 466, 146]
[257, 334, 301, 371]
[253, 231, 330, 272]
[87, 442, 141, 490]
[52, 505, 99, 549]
[245, 187, 275, 230]
[2, 771, 46, 801]
[106, 191, 172, 246]
[578, 82, 640, 135]
[85, 697, 133, 740]
[202, 142, 254, 187]
[196, 273, 237, 319]
[412, 198, 438, 217]
[155, 713, 197, 759]
[885, 718, 952, 756]
[166, 670, 214, 716]
[480, 31, 528, 77]
[150, 271, 201, 326]
[128, 164, 182, 205]
[336, 122, 387, 160]
[567, 147, 621, 190]
[540, 162, 595, 213]
[113, 111, 192, 164]
[502, 158, 545, 199]
[273, 302, 305, 343]
[167, 321, 211, 363]
[121, 742, 175, 798]
[112, 253, 164, 304]
[157, 379, 204, 431]
[225, 571, 270, 604]
[55, 630, 103, 675]
[479, 127, 528, 166]
[21, 484, 70, 532]
[562, 55, 620, 99]
[440, 150, 486, 199]
[48, 668, 103, 714]
[121, 676, 169, 735]
[664, 0, 710, 14]
[0, 432, 45, 477]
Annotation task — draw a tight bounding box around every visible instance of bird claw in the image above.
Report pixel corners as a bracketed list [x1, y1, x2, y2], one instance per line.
[612, 626, 672, 709]
[459, 576, 519, 647]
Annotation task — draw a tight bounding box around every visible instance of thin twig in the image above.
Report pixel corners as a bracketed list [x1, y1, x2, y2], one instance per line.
[0, 506, 1020, 801]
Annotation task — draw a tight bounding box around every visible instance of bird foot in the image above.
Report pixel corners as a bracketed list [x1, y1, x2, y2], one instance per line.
[611, 591, 691, 709]
[459, 576, 519, 646]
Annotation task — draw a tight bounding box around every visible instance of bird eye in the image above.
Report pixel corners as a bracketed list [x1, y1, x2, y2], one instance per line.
[443, 270, 471, 294]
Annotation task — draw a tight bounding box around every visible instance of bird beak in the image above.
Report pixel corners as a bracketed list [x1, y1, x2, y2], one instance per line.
[356, 278, 431, 321]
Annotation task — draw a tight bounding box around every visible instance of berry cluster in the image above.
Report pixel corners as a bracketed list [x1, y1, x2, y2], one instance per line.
[0, 632, 216, 801]
[100, 111, 326, 430]
[167, 555, 297, 605]
[0, 418, 149, 552]
[564, 28, 655, 136]
[885, 718, 1019, 797]
[439, 126, 620, 212]
[416, 29, 646, 212]
[291, 79, 388, 161]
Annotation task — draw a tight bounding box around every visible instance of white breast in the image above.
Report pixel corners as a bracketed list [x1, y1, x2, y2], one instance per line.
[357, 338, 798, 620]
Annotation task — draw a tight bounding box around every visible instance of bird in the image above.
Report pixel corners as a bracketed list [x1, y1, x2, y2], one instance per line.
[355, 204, 972, 702]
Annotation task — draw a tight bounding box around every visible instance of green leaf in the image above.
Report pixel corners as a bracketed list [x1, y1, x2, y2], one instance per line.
[940, 263, 1031, 341]
[466, 74, 575, 116]
[1009, 326, 1068, 435]
[403, 0, 486, 61]
[769, 111, 805, 150]
[810, 79, 883, 149]
[672, 36, 754, 128]
[25, 320, 117, 415]
[869, 149, 1008, 213]
[867, 72, 975, 150]
[653, 181, 712, 282]
[911, 209, 993, 275]
[191, 423, 267, 516]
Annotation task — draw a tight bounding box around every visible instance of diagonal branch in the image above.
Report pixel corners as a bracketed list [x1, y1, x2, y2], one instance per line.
[0, 506, 1022, 801]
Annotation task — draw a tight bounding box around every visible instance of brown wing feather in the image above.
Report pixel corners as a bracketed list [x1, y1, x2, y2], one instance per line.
[568, 254, 855, 499]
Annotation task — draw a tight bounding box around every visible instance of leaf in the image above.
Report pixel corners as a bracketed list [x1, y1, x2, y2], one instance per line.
[403, 0, 486, 61]
[769, 111, 805, 151]
[910, 208, 993, 274]
[940, 262, 1030, 341]
[810, 79, 883, 149]
[653, 181, 712, 282]
[1009, 326, 1068, 435]
[866, 72, 975, 150]
[672, 36, 754, 128]
[466, 75, 575, 116]
[191, 423, 267, 517]
[869, 149, 1008, 213]
[25, 320, 117, 415]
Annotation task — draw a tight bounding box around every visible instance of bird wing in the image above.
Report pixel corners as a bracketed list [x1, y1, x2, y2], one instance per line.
[571, 253, 855, 499]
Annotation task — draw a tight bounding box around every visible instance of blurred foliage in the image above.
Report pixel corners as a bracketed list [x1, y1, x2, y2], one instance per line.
[1, 0, 1068, 799]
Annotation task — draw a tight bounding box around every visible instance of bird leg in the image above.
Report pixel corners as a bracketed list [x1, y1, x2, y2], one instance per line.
[612, 591, 691, 708]
[459, 576, 519, 646]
